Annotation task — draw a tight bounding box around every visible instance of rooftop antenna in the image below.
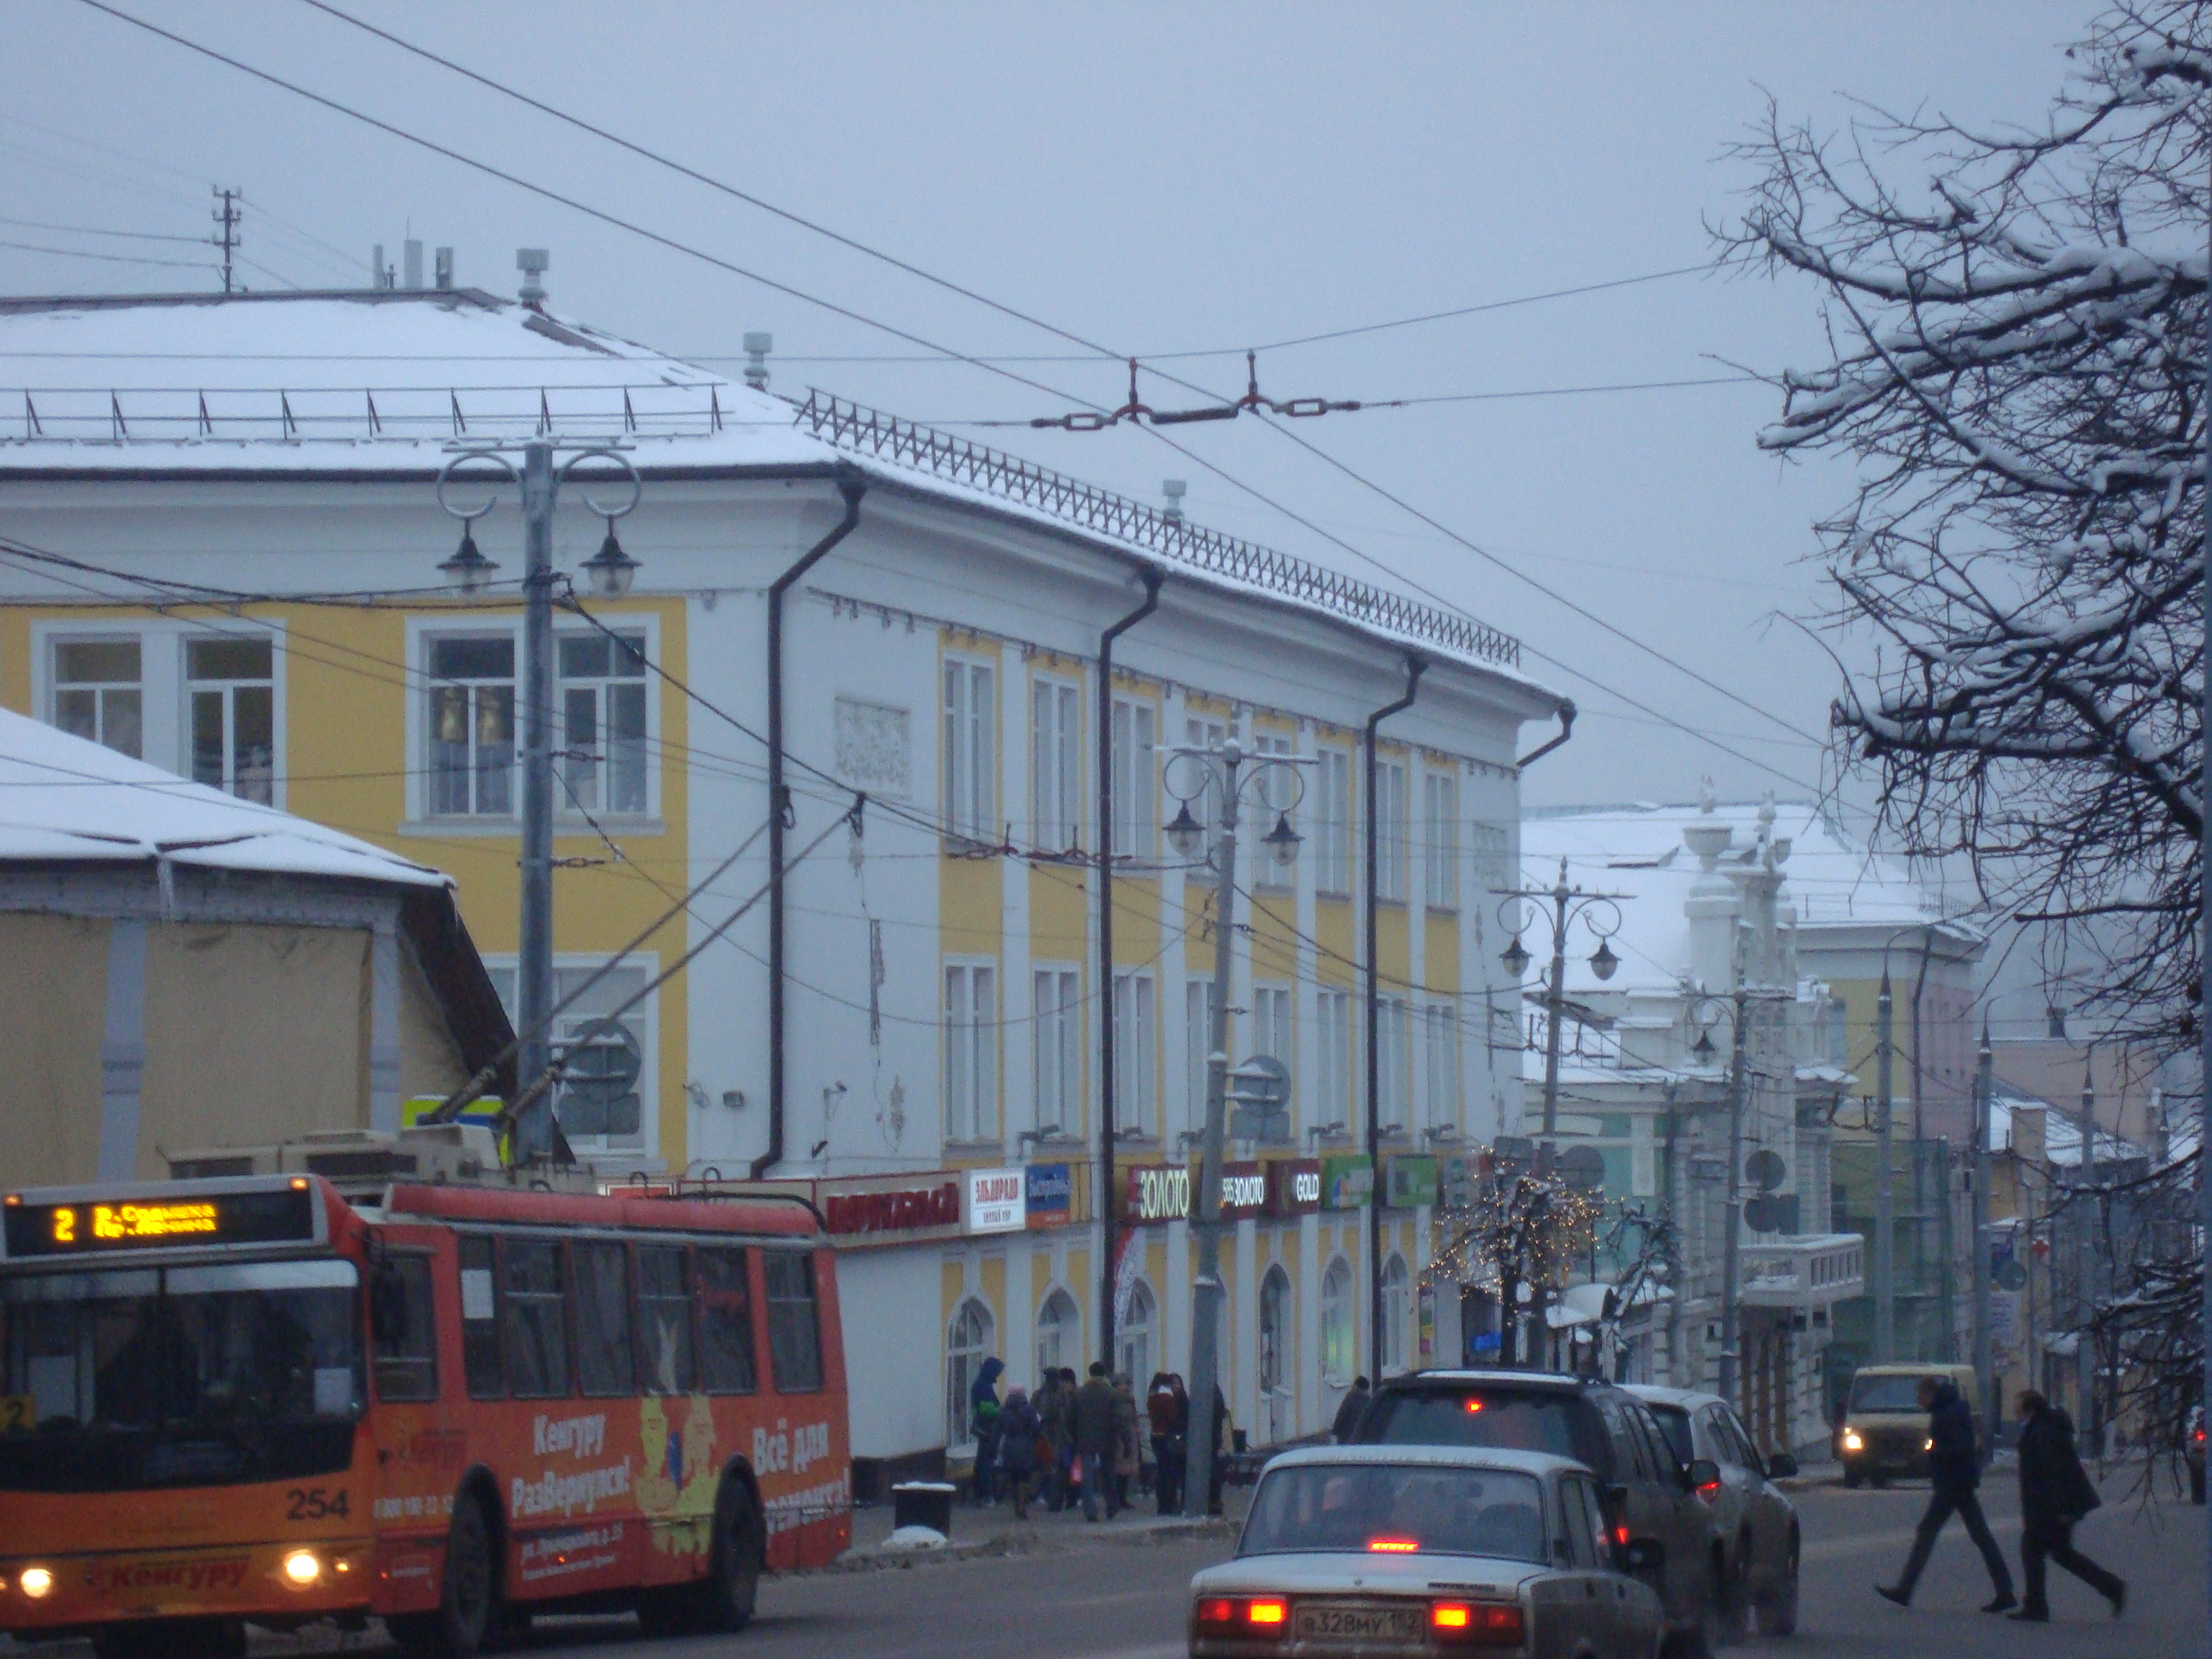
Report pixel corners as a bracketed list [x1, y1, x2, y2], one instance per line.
[403, 239, 424, 291]
[516, 247, 549, 308]
[1161, 478, 1187, 523]
[743, 331, 773, 391]
[210, 186, 240, 295]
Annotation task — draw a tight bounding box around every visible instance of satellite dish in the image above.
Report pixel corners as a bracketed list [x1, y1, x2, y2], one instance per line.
[1557, 1145, 1607, 1192]
[1745, 1149, 1787, 1192]
[1995, 1259, 2028, 1292]
[1743, 1195, 1785, 1234]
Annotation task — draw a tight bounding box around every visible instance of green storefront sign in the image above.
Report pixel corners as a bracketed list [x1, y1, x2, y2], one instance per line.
[1383, 1154, 1439, 1208]
[1319, 1153, 1373, 1210]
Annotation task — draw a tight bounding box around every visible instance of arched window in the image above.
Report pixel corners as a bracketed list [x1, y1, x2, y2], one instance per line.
[1259, 1266, 1291, 1395]
[945, 1298, 995, 1452]
[1321, 1257, 1354, 1388]
[1036, 1287, 1079, 1381]
[1382, 1254, 1411, 1375]
[1118, 1280, 1155, 1385]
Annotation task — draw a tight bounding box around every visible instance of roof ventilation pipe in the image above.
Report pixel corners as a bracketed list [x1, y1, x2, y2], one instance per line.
[434, 248, 454, 291]
[744, 333, 773, 391]
[403, 240, 423, 291]
[516, 247, 549, 309]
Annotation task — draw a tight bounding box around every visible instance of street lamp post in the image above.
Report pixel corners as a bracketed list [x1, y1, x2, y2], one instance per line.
[436, 438, 640, 1164]
[1496, 863, 1622, 1367]
[1164, 732, 1300, 1516]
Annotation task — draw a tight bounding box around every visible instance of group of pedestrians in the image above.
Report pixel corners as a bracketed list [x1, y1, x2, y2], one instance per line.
[1877, 1378, 2126, 1623]
[967, 1360, 1228, 1521]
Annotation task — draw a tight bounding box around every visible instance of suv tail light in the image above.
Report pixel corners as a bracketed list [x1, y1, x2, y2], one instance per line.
[1431, 1601, 1524, 1646]
[1195, 1596, 1289, 1638]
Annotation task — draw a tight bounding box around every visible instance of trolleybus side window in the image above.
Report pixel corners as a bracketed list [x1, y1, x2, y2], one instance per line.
[572, 1241, 634, 1398]
[764, 1249, 824, 1394]
[500, 1237, 571, 1400]
[635, 1244, 696, 1395]
[459, 1235, 503, 1400]
[696, 1246, 757, 1395]
[369, 1253, 439, 1403]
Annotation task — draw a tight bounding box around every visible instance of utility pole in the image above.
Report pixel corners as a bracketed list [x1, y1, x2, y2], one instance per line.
[1716, 972, 1750, 1411]
[1365, 660, 1423, 1381]
[2080, 1058, 2101, 1454]
[1874, 969, 1896, 1362]
[210, 186, 240, 295]
[1973, 1022, 1995, 1447]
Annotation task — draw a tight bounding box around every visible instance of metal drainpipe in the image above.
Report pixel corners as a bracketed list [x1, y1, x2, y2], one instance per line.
[1365, 655, 1424, 1383]
[1096, 567, 1163, 1372]
[752, 478, 866, 1182]
[1515, 702, 1577, 769]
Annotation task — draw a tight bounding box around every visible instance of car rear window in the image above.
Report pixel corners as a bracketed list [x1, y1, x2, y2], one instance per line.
[1241, 1463, 1547, 1564]
[1358, 1388, 1606, 1475]
[1645, 1403, 1694, 1466]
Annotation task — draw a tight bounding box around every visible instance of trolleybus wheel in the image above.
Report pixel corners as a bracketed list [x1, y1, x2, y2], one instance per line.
[390, 1489, 498, 1658]
[637, 1475, 763, 1637]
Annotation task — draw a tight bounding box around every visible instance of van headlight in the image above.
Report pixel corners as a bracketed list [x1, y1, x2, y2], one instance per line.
[1840, 1430, 1862, 1452]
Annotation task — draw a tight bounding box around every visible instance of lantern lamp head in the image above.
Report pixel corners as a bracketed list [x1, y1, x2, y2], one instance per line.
[582, 518, 639, 599]
[439, 527, 497, 595]
[1500, 934, 1532, 980]
[1165, 801, 1205, 861]
[1263, 809, 1301, 870]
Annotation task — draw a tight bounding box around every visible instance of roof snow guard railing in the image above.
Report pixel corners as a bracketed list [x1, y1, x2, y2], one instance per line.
[796, 390, 1520, 671]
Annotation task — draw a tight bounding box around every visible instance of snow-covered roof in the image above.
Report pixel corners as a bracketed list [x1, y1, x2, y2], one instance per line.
[1984, 1087, 2144, 1166]
[1520, 801, 1974, 995]
[0, 706, 449, 890]
[0, 291, 1548, 695]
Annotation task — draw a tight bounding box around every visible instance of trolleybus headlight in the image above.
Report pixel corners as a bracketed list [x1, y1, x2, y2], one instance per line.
[1840, 1430, 1862, 1452]
[282, 1550, 322, 1586]
[18, 1566, 53, 1599]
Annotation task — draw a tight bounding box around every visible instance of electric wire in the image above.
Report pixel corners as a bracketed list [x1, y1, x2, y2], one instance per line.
[0, 237, 211, 270]
[0, 214, 207, 244]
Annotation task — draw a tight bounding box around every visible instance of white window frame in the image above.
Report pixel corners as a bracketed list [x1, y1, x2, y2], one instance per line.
[1110, 693, 1157, 859]
[1118, 1279, 1156, 1388]
[1251, 729, 1295, 890]
[481, 951, 660, 1161]
[1424, 1002, 1460, 1130]
[1381, 1253, 1412, 1375]
[1030, 675, 1081, 852]
[1035, 1286, 1079, 1381]
[1424, 769, 1459, 912]
[1378, 994, 1409, 1129]
[1376, 757, 1409, 903]
[943, 958, 999, 1144]
[1471, 820, 1512, 896]
[554, 629, 652, 818]
[1316, 986, 1352, 1128]
[1315, 746, 1352, 896]
[1321, 1256, 1354, 1388]
[403, 614, 661, 832]
[1252, 982, 1292, 1069]
[1032, 965, 1082, 1137]
[946, 1298, 995, 1453]
[942, 653, 997, 843]
[184, 634, 277, 806]
[1185, 977, 1222, 1130]
[1112, 968, 1157, 1139]
[35, 619, 290, 809]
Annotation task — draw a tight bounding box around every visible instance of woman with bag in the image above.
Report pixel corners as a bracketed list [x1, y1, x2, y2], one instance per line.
[996, 1387, 1042, 1519]
[2010, 1390, 2125, 1622]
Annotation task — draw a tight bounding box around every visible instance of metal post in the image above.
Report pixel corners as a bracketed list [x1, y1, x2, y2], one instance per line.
[2198, 142, 2211, 1658]
[1974, 1023, 1995, 1447]
[1529, 866, 1570, 1368]
[1184, 744, 1241, 1518]
[1717, 975, 1748, 1411]
[1874, 969, 1896, 1363]
[1365, 659, 1423, 1381]
[513, 439, 557, 1163]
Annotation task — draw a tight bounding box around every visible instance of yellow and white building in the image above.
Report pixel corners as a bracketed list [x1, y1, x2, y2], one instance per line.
[0, 282, 1565, 1486]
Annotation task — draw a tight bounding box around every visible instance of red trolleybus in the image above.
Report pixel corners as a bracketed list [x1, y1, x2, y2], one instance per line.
[0, 1169, 850, 1658]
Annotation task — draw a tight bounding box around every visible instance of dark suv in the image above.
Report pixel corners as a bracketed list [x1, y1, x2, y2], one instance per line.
[1354, 1370, 1727, 1658]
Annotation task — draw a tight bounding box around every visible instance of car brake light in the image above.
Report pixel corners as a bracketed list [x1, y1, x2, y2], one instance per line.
[1432, 1601, 1524, 1646]
[2195, 1428, 2206, 1444]
[1616, 1525, 1630, 1547]
[1197, 1596, 1289, 1636]
[1696, 1480, 1722, 1501]
[1246, 1599, 1287, 1627]
[1464, 1399, 1485, 1413]
[1368, 1537, 1421, 1553]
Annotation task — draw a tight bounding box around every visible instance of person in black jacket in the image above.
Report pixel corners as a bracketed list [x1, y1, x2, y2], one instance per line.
[1876, 1376, 2016, 1613]
[2009, 1390, 2124, 1621]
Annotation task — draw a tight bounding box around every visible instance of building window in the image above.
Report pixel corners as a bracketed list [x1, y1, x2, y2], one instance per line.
[1316, 746, 1352, 895]
[943, 656, 996, 841]
[1382, 1254, 1411, 1375]
[1035, 1287, 1079, 1380]
[185, 636, 274, 804]
[1423, 770, 1458, 912]
[53, 638, 143, 760]
[1321, 1256, 1354, 1388]
[1376, 757, 1408, 902]
[427, 636, 516, 817]
[1424, 1002, 1460, 1130]
[1378, 996, 1409, 1129]
[943, 961, 997, 1142]
[557, 631, 648, 816]
[947, 1297, 995, 1451]
[1470, 821, 1511, 896]
[1259, 1264, 1292, 1437]
[1252, 983, 1292, 1067]
[1033, 967, 1082, 1135]
[1118, 1280, 1155, 1387]
[1186, 978, 1222, 1129]
[485, 959, 654, 1149]
[1316, 986, 1352, 1129]
[1030, 678, 1080, 851]
[1110, 695, 1156, 858]
[1112, 969, 1156, 1138]
[1252, 730, 1295, 887]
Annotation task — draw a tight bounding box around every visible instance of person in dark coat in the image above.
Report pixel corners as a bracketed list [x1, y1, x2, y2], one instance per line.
[2009, 1390, 2124, 1621]
[1877, 1376, 2015, 1612]
[1332, 1376, 1373, 1443]
[996, 1386, 1043, 1519]
[1147, 1372, 1183, 1516]
[1072, 1362, 1120, 1521]
[968, 1357, 1004, 1506]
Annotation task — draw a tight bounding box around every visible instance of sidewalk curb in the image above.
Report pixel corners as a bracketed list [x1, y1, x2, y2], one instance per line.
[822, 1516, 1237, 1575]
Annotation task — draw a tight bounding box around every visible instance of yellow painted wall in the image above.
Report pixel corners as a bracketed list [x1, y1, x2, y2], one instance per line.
[1424, 914, 1460, 993]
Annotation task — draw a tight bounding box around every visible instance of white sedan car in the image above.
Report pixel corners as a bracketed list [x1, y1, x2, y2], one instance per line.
[1626, 1385, 1799, 1638]
[1188, 1445, 1665, 1658]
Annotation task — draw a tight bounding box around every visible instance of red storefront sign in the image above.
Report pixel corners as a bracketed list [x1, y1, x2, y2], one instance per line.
[1264, 1158, 1323, 1218]
[1123, 1163, 1192, 1224]
[1216, 1161, 1267, 1221]
[822, 1180, 959, 1239]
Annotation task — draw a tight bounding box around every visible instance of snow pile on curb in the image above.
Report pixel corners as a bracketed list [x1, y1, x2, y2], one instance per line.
[881, 1525, 950, 1552]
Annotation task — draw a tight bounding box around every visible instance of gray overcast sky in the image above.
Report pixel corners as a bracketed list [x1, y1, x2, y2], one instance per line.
[2, 0, 2097, 823]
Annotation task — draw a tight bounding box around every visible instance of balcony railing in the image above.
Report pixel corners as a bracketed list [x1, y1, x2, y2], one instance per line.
[794, 390, 1521, 670]
[1739, 1232, 1866, 1306]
